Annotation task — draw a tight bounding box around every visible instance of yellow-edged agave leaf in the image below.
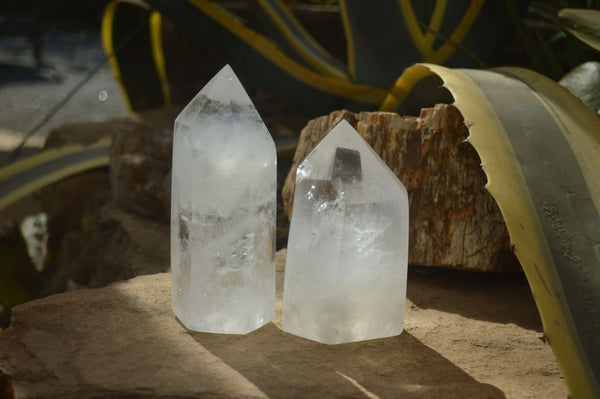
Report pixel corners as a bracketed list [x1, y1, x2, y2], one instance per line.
[102, 0, 170, 111]
[115, 0, 387, 115]
[389, 64, 600, 399]
[0, 138, 112, 210]
[0, 137, 297, 211]
[104, 0, 513, 116]
[253, 0, 349, 81]
[558, 8, 600, 54]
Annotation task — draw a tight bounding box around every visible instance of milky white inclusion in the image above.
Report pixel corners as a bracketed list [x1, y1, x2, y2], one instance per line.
[170, 65, 276, 334]
[283, 120, 409, 344]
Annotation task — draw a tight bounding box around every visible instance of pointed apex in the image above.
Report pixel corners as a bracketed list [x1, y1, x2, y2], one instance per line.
[198, 64, 250, 104]
[326, 119, 366, 144]
[221, 63, 234, 74]
[175, 64, 257, 126]
[337, 119, 353, 129]
[297, 119, 407, 203]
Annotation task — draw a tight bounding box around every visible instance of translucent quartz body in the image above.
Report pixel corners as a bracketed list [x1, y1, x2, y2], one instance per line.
[282, 120, 409, 344]
[170, 65, 276, 333]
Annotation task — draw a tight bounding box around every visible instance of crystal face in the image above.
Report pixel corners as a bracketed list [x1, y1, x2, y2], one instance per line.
[282, 120, 409, 344]
[170, 65, 276, 334]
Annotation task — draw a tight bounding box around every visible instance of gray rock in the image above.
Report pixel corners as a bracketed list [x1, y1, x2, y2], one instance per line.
[36, 116, 173, 290]
[110, 120, 172, 220]
[75, 204, 169, 287]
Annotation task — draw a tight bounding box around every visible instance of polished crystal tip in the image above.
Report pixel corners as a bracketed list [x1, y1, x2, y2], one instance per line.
[170, 65, 276, 334]
[283, 120, 409, 344]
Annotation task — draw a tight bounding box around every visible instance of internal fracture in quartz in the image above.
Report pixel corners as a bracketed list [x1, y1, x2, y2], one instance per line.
[170, 65, 276, 334]
[282, 120, 409, 344]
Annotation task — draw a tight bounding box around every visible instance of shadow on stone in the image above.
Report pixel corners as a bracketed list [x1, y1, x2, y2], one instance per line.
[407, 266, 543, 332]
[191, 324, 505, 399]
[0, 273, 273, 398]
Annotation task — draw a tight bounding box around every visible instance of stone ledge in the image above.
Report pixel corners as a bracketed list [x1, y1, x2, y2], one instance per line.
[0, 250, 566, 398]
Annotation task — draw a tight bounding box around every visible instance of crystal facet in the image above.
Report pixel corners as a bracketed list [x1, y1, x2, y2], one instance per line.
[170, 65, 276, 334]
[282, 120, 409, 344]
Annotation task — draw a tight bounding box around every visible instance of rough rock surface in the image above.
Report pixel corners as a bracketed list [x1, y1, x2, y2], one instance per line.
[35, 115, 174, 291]
[110, 119, 173, 220]
[75, 204, 169, 287]
[282, 105, 518, 271]
[42, 118, 129, 149]
[0, 250, 566, 398]
[35, 122, 117, 294]
[39, 120, 126, 237]
[42, 111, 176, 222]
[39, 170, 110, 246]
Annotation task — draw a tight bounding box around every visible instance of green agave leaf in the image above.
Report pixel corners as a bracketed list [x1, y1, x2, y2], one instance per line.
[506, 0, 564, 79]
[0, 136, 296, 211]
[0, 139, 111, 210]
[559, 61, 600, 113]
[389, 63, 600, 399]
[102, 1, 170, 111]
[558, 8, 600, 53]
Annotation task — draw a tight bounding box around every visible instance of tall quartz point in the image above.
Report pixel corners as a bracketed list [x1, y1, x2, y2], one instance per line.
[282, 120, 409, 344]
[170, 65, 276, 334]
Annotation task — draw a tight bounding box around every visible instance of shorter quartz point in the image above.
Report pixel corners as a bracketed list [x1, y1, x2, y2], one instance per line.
[282, 120, 409, 344]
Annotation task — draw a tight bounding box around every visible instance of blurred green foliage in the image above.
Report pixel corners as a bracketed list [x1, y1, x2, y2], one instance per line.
[507, 1, 600, 79]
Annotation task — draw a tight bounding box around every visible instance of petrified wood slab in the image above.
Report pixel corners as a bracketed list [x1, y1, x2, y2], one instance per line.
[282, 104, 518, 271]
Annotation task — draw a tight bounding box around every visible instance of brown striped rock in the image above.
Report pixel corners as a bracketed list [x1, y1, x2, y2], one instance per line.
[282, 104, 519, 271]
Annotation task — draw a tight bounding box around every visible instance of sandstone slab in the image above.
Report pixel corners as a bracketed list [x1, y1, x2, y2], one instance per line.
[0, 251, 566, 398]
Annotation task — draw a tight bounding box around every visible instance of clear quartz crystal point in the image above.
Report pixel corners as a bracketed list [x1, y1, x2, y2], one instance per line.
[282, 120, 409, 344]
[170, 65, 276, 334]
